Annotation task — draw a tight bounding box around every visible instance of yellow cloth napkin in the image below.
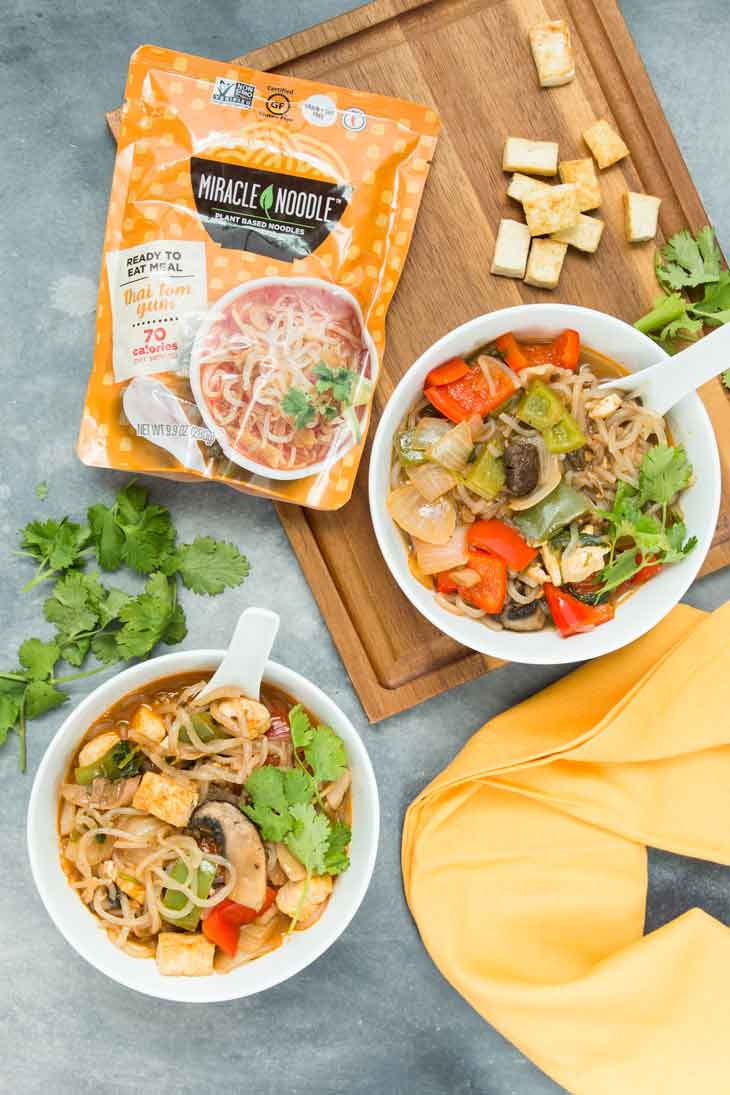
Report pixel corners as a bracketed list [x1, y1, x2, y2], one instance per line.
[402, 603, 730, 1095]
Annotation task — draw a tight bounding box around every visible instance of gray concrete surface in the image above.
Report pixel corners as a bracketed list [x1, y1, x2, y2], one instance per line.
[2, 2, 729, 1093]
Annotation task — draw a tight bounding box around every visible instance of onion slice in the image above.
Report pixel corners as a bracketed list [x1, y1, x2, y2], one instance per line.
[408, 462, 457, 502]
[412, 416, 451, 449]
[387, 485, 456, 545]
[509, 453, 562, 511]
[413, 525, 469, 574]
[428, 420, 473, 472]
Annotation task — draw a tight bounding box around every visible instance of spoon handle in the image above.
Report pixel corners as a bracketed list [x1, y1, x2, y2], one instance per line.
[627, 322, 730, 416]
[197, 606, 280, 703]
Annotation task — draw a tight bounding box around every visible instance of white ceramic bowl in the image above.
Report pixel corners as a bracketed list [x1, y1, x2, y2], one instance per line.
[369, 303, 721, 665]
[189, 276, 377, 481]
[27, 651, 379, 1002]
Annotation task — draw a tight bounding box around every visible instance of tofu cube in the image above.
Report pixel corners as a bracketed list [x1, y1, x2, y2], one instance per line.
[624, 191, 661, 242]
[582, 119, 629, 169]
[132, 771, 198, 828]
[491, 219, 531, 278]
[528, 20, 575, 88]
[589, 392, 622, 420]
[507, 173, 552, 203]
[522, 184, 578, 236]
[558, 158, 601, 211]
[130, 703, 166, 744]
[551, 213, 604, 253]
[524, 239, 568, 290]
[156, 933, 215, 977]
[503, 137, 558, 177]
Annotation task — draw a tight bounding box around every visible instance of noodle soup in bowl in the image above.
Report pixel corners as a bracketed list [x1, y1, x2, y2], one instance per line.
[369, 304, 720, 665]
[27, 650, 379, 1003]
[190, 277, 376, 481]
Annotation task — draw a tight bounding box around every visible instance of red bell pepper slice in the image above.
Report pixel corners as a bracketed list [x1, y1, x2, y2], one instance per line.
[425, 357, 470, 387]
[544, 583, 614, 638]
[553, 329, 581, 371]
[495, 332, 529, 372]
[425, 365, 515, 423]
[466, 519, 537, 572]
[202, 887, 276, 957]
[435, 571, 459, 594]
[461, 551, 507, 614]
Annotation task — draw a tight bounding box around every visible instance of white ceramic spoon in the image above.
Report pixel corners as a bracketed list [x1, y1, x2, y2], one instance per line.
[196, 607, 280, 704]
[599, 322, 730, 416]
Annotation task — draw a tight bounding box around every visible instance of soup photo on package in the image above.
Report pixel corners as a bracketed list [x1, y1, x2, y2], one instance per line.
[79, 45, 440, 508]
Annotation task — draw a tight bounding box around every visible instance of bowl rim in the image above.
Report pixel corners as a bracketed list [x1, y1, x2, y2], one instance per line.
[189, 275, 378, 481]
[368, 302, 721, 665]
[27, 649, 380, 1002]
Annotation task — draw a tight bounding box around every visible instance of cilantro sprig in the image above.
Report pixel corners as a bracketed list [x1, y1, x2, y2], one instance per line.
[241, 703, 351, 928]
[635, 226, 730, 353]
[280, 361, 362, 433]
[596, 445, 697, 596]
[5, 481, 250, 771]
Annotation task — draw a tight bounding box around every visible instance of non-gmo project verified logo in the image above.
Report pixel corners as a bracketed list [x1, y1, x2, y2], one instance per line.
[211, 76, 255, 110]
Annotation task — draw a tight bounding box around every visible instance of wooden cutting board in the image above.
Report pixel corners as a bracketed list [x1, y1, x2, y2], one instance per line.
[108, 0, 730, 722]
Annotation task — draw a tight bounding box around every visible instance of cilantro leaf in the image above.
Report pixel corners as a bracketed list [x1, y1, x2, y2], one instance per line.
[115, 573, 179, 659]
[304, 724, 348, 785]
[88, 503, 124, 571]
[119, 505, 176, 573]
[35, 482, 48, 501]
[44, 572, 100, 638]
[24, 681, 67, 719]
[324, 820, 351, 876]
[170, 537, 250, 595]
[0, 692, 23, 745]
[242, 766, 293, 842]
[638, 445, 693, 506]
[656, 228, 721, 290]
[90, 632, 121, 665]
[283, 767, 315, 805]
[114, 482, 149, 525]
[18, 639, 60, 681]
[19, 517, 91, 591]
[284, 803, 330, 875]
[162, 603, 187, 646]
[313, 362, 358, 405]
[281, 387, 316, 430]
[289, 704, 314, 750]
[597, 548, 645, 595]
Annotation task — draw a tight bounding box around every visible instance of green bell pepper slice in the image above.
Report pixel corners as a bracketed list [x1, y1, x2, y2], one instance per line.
[180, 712, 228, 745]
[513, 481, 590, 544]
[395, 430, 428, 467]
[162, 859, 216, 931]
[517, 381, 565, 431]
[464, 446, 505, 500]
[544, 411, 586, 454]
[75, 741, 141, 785]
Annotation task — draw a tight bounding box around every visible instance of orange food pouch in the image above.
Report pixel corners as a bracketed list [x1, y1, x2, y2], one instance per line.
[79, 45, 440, 509]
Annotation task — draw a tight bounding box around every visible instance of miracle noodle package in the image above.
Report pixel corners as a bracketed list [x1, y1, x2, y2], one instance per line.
[79, 46, 440, 508]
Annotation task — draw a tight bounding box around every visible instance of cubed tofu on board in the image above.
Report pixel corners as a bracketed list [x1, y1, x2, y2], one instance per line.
[551, 214, 604, 253]
[503, 137, 558, 177]
[132, 771, 198, 828]
[156, 933, 215, 977]
[524, 239, 568, 289]
[506, 173, 551, 203]
[624, 191, 661, 242]
[491, 219, 531, 278]
[582, 119, 629, 170]
[528, 19, 575, 88]
[558, 158, 601, 211]
[522, 184, 578, 236]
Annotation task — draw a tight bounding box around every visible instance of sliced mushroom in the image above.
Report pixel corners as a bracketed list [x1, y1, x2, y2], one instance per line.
[504, 439, 540, 497]
[509, 452, 561, 511]
[500, 601, 547, 632]
[323, 769, 352, 811]
[190, 801, 266, 910]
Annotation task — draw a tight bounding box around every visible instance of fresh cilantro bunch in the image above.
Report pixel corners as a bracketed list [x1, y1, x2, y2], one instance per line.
[597, 445, 697, 595]
[242, 703, 351, 927]
[280, 360, 362, 432]
[4, 481, 250, 771]
[635, 227, 730, 354]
